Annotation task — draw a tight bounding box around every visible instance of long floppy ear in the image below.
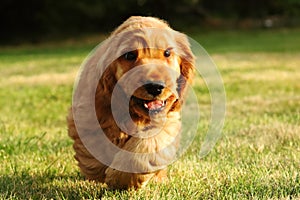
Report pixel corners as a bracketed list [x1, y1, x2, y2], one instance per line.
[175, 32, 195, 99]
[97, 64, 117, 95]
[90, 36, 119, 97]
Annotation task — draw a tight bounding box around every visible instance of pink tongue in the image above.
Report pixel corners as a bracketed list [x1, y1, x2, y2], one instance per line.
[146, 100, 164, 110]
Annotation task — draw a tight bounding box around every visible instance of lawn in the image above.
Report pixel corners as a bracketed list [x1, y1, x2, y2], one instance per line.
[0, 28, 299, 199]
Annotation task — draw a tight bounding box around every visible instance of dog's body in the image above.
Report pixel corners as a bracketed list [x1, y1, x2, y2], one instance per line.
[67, 16, 195, 189]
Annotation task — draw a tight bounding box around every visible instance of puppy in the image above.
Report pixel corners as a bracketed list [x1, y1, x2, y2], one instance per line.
[67, 16, 195, 189]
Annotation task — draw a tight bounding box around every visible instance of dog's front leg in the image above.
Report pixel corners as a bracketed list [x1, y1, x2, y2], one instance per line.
[104, 137, 173, 189]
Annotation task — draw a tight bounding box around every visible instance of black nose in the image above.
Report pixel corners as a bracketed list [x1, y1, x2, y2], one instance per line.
[144, 82, 165, 96]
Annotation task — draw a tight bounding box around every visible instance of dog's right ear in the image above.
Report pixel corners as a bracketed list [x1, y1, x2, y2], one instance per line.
[98, 65, 117, 94]
[81, 37, 118, 96]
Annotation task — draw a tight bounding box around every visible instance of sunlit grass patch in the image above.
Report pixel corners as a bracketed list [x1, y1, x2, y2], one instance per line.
[0, 29, 299, 199]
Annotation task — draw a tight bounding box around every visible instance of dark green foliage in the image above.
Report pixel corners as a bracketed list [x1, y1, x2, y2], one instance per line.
[1, 0, 300, 43]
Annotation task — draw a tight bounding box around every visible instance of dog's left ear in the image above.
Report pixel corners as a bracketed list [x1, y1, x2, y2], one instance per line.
[175, 32, 195, 98]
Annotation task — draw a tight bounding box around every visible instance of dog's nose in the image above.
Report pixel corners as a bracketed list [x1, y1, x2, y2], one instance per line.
[144, 82, 165, 96]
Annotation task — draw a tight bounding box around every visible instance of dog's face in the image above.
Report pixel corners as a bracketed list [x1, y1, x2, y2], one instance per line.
[115, 48, 181, 118]
[106, 28, 194, 121]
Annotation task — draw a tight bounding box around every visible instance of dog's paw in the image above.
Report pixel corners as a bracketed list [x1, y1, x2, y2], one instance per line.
[151, 169, 169, 183]
[105, 168, 155, 189]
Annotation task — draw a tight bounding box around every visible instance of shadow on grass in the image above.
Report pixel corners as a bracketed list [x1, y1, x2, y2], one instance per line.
[0, 171, 110, 199]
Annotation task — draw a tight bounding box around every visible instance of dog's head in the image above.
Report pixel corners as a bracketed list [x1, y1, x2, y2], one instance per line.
[98, 16, 195, 123]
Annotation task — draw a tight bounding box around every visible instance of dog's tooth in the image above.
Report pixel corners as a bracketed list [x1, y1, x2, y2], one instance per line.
[144, 103, 148, 108]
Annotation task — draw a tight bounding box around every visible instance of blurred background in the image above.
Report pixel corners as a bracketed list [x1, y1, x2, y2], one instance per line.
[1, 0, 300, 44]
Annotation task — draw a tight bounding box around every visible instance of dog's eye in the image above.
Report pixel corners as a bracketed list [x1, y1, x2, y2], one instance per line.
[164, 49, 171, 58]
[123, 51, 137, 61]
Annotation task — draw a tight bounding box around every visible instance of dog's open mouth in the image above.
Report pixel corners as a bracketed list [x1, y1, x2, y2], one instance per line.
[131, 96, 166, 113]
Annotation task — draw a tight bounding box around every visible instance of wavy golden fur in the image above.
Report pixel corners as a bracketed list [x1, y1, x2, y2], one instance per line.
[67, 16, 195, 189]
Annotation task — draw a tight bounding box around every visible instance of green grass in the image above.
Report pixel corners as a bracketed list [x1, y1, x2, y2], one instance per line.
[0, 28, 300, 199]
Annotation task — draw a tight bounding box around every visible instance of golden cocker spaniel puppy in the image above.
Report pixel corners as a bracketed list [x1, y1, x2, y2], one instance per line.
[67, 16, 195, 189]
